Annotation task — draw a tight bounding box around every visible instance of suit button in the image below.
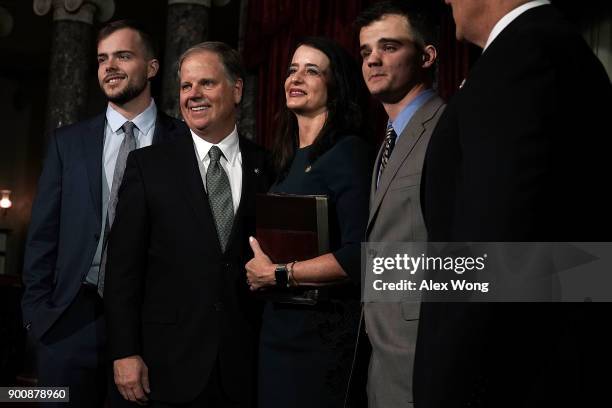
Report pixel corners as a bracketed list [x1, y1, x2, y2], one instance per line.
[214, 302, 224, 312]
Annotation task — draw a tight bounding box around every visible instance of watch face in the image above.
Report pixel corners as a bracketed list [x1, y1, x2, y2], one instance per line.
[275, 265, 289, 288]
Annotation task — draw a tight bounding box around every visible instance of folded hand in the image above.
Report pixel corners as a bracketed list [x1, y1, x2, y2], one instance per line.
[113, 355, 150, 405]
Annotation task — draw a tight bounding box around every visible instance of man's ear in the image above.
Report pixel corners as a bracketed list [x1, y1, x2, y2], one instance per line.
[147, 59, 160, 80]
[233, 78, 244, 105]
[421, 45, 437, 69]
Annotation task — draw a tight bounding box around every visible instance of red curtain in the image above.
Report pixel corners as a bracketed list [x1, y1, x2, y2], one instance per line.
[243, 0, 473, 148]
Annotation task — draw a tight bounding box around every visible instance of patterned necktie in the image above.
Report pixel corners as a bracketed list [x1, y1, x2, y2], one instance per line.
[207, 146, 234, 252]
[98, 121, 136, 297]
[378, 125, 397, 180]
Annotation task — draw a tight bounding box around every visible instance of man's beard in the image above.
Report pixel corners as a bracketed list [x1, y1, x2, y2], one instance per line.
[105, 76, 147, 105]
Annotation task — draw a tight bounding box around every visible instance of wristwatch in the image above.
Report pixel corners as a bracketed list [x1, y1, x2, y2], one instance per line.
[275, 264, 289, 288]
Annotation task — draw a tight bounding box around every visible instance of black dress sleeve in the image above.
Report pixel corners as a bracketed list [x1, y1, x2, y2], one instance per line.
[323, 135, 372, 283]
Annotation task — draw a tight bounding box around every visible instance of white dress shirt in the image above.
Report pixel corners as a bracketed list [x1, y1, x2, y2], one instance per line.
[103, 99, 157, 190]
[191, 126, 242, 214]
[483, 0, 551, 52]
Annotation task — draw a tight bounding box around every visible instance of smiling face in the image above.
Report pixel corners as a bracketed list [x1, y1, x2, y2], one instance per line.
[284, 45, 330, 117]
[359, 14, 422, 104]
[179, 50, 243, 142]
[97, 28, 157, 106]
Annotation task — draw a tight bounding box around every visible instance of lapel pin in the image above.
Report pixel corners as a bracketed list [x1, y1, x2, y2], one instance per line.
[305, 165, 312, 173]
[459, 78, 466, 89]
[254, 168, 260, 174]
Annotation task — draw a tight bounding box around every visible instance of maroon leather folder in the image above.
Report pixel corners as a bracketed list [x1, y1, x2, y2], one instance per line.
[256, 193, 329, 262]
[255, 193, 329, 304]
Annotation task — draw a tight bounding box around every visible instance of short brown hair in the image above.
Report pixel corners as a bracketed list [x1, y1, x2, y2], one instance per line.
[97, 19, 157, 59]
[355, 0, 439, 49]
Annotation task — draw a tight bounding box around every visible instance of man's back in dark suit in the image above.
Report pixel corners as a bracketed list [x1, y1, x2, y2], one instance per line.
[425, 2, 611, 242]
[419, 2, 612, 407]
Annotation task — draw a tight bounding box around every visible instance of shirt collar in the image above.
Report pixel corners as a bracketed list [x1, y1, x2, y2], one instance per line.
[105, 99, 157, 135]
[388, 89, 435, 137]
[191, 126, 240, 165]
[483, 0, 550, 52]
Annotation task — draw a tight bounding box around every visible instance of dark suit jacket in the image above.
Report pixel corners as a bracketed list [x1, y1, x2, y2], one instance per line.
[418, 5, 612, 407]
[104, 131, 271, 405]
[21, 111, 185, 341]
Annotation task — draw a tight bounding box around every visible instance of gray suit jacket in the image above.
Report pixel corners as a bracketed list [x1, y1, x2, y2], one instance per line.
[364, 94, 445, 407]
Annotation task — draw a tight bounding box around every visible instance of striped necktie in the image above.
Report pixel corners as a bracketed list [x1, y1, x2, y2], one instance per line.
[378, 125, 397, 182]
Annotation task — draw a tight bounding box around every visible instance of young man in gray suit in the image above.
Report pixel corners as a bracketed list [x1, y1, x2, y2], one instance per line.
[356, 1, 444, 407]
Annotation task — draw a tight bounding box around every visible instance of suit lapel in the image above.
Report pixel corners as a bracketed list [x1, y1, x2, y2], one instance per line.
[226, 137, 258, 251]
[82, 114, 105, 224]
[367, 96, 444, 230]
[171, 132, 223, 252]
[370, 142, 385, 208]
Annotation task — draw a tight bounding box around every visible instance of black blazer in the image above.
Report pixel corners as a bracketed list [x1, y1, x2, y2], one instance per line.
[104, 131, 271, 404]
[418, 5, 612, 407]
[21, 110, 185, 341]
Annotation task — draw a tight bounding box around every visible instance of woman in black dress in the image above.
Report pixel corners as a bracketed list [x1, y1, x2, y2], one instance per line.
[245, 37, 371, 408]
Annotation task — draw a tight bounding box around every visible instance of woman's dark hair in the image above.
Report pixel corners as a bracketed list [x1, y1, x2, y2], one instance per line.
[272, 37, 369, 179]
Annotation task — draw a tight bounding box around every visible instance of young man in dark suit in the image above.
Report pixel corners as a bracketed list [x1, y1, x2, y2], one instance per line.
[21, 20, 186, 407]
[420, 1, 612, 406]
[104, 42, 270, 407]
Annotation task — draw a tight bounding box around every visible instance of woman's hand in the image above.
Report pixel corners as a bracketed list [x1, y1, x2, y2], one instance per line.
[245, 237, 277, 291]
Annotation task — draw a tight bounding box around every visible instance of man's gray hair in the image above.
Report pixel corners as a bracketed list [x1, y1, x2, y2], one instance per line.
[177, 41, 245, 84]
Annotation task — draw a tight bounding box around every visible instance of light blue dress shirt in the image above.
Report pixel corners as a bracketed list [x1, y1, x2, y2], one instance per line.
[388, 89, 435, 139]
